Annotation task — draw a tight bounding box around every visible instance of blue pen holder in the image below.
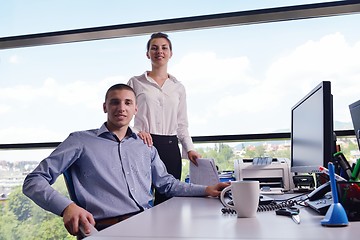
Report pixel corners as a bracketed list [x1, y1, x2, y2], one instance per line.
[321, 162, 349, 227]
[337, 181, 360, 221]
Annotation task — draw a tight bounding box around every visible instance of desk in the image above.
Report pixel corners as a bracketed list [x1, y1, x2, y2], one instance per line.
[87, 196, 357, 239]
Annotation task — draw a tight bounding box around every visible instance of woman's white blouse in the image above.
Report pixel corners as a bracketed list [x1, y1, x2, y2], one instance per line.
[128, 72, 195, 154]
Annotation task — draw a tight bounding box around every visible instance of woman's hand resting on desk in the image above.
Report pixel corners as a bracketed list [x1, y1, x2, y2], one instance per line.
[205, 182, 230, 197]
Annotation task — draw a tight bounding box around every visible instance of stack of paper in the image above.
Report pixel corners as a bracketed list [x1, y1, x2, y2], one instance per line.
[189, 158, 220, 186]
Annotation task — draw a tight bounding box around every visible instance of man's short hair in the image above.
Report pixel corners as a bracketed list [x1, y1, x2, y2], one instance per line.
[105, 84, 136, 101]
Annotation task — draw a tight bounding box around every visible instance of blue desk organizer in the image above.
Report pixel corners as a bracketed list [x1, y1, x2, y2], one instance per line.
[321, 162, 349, 227]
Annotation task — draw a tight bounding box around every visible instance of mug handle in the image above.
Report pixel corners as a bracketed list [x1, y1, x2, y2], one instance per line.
[220, 185, 234, 209]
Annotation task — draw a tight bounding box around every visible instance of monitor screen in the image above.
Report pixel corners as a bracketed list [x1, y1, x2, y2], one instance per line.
[291, 81, 334, 174]
[349, 99, 360, 150]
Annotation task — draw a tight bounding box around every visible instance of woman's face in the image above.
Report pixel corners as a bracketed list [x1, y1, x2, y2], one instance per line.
[147, 37, 172, 67]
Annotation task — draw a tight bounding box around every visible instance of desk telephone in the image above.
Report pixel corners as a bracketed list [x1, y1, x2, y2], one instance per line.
[306, 181, 333, 214]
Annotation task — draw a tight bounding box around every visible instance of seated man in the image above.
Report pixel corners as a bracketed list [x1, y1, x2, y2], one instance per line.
[23, 83, 228, 237]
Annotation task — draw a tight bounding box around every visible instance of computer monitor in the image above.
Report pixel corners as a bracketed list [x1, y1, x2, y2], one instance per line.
[291, 81, 334, 174]
[349, 99, 360, 150]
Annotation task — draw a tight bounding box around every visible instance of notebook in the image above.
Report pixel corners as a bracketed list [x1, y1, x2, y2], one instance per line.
[189, 158, 220, 186]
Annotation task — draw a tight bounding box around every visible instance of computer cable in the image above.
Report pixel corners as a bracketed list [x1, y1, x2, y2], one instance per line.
[220, 193, 308, 215]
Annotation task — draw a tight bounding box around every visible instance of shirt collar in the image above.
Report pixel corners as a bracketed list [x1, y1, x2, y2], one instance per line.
[144, 71, 178, 84]
[97, 123, 138, 139]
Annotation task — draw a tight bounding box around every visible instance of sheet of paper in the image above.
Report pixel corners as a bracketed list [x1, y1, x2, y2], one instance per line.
[189, 158, 219, 186]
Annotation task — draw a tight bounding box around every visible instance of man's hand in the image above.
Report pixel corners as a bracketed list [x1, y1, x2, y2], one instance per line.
[62, 202, 95, 236]
[137, 131, 153, 146]
[188, 150, 201, 166]
[205, 182, 230, 197]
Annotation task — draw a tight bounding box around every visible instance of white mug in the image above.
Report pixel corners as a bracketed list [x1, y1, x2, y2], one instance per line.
[220, 180, 260, 218]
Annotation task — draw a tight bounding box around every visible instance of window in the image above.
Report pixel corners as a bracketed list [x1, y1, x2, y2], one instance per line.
[1, 1, 336, 37]
[1, 13, 360, 145]
[1, 1, 359, 239]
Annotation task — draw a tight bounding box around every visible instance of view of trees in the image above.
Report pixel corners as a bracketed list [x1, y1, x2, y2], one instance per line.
[181, 141, 292, 181]
[0, 176, 75, 240]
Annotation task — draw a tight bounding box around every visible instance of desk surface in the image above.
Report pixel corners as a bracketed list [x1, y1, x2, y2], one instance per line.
[87, 196, 357, 240]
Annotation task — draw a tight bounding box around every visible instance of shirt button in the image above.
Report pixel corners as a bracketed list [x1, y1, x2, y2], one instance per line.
[126, 172, 130, 175]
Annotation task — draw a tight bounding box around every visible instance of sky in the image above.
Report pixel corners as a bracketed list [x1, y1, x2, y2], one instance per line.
[1, 1, 360, 161]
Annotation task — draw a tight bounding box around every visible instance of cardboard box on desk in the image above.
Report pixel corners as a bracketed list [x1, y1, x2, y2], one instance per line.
[234, 158, 294, 192]
[337, 181, 360, 221]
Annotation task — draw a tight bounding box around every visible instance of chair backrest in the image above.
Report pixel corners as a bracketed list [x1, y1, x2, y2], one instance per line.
[63, 169, 80, 205]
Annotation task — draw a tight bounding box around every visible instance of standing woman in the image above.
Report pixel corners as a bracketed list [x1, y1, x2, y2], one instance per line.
[128, 32, 201, 205]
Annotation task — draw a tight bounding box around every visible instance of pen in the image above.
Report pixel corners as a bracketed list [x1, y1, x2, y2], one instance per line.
[351, 158, 360, 181]
[333, 152, 352, 179]
[318, 166, 347, 181]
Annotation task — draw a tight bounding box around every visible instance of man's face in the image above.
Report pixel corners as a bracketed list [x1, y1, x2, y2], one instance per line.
[103, 89, 137, 130]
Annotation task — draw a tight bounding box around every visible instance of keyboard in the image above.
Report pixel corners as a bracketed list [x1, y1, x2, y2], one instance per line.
[259, 194, 275, 205]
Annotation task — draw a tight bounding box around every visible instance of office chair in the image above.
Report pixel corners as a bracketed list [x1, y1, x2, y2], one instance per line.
[63, 170, 98, 238]
[63, 169, 80, 206]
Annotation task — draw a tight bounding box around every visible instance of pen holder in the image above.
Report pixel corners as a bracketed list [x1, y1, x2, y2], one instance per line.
[337, 181, 360, 221]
